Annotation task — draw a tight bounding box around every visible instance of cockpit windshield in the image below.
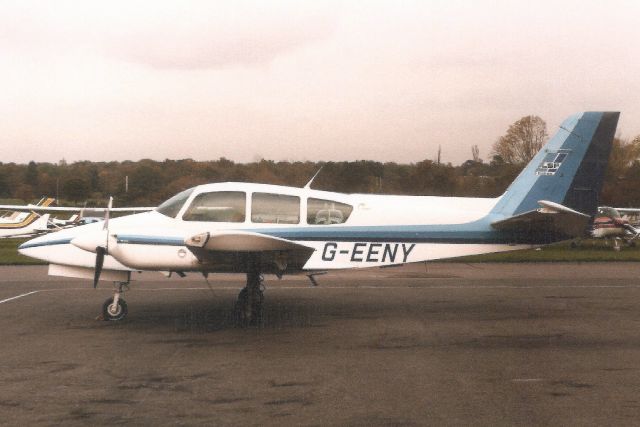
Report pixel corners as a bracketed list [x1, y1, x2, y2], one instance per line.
[156, 188, 195, 218]
[597, 206, 621, 219]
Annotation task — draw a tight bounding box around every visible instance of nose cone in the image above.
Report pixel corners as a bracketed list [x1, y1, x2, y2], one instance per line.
[18, 232, 73, 262]
[70, 230, 108, 253]
[18, 240, 34, 256]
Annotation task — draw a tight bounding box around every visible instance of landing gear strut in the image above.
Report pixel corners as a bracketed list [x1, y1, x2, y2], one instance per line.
[102, 282, 129, 321]
[234, 256, 264, 327]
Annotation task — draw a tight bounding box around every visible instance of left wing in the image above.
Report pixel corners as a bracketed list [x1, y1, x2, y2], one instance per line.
[185, 230, 313, 252]
[184, 231, 316, 274]
[491, 200, 591, 240]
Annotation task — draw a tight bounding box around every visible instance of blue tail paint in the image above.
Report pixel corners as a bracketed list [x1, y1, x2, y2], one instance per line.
[490, 112, 619, 218]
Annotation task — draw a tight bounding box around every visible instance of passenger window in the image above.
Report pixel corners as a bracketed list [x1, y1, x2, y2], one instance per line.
[182, 191, 246, 222]
[251, 193, 300, 224]
[307, 198, 353, 225]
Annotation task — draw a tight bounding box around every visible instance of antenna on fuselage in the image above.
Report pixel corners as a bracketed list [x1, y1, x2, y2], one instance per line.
[304, 166, 324, 190]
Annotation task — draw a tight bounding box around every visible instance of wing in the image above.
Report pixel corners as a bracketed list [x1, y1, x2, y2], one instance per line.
[184, 231, 316, 274]
[185, 230, 313, 252]
[0, 205, 155, 214]
[614, 208, 640, 214]
[491, 200, 591, 240]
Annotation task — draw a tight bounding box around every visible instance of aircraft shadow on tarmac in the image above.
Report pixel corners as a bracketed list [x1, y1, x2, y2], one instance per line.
[53, 289, 640, 354]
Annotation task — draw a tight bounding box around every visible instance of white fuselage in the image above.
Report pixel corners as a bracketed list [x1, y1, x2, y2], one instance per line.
[19, 183, 532, 280]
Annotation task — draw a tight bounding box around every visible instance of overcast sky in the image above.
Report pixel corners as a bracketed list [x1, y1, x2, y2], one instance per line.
[1, 0, 639, 165]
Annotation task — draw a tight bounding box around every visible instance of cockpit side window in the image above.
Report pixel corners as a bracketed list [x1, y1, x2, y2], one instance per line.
[251, 193, 300, 224]
[307, 198, 353, 225]
[156, 188, 195, 218]
[182, 191, 246, 222]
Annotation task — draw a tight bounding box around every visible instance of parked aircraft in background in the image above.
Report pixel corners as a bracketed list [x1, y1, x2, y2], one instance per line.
[18, 112, 620, 325]
[0, 197, 54, 223]
[587, 206, 640, 249]
[0, 197, 56, 238]
[612, 207, 640, 226]
[0, 199, 154, 238]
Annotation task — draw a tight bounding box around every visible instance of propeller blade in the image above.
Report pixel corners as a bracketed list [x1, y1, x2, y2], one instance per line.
[103, 196, 113, 231]
[94, 246, 106, 288]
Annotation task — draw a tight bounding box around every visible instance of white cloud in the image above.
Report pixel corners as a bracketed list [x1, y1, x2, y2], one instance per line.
[0, 0, 338, 68]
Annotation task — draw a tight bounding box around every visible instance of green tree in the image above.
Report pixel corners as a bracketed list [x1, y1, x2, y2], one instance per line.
[63, 178, 90, 203]
[601, 136, 640, 206]
[25, 161, 38, 187]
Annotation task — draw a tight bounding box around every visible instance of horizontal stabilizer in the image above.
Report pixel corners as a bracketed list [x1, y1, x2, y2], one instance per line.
[185, 231, 314, 252]
[491, 200, 590, 240]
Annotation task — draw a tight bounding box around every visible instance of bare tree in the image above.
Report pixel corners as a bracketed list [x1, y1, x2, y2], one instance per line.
[492, 115, 548, 164]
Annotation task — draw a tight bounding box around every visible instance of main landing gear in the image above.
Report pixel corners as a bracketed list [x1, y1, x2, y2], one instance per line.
[102, 282, 129, 321]
[96, 259, 268, 325]
[233, 256, 265, 327]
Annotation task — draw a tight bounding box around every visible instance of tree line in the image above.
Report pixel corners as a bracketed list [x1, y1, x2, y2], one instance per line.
[1, 116, 639, 208]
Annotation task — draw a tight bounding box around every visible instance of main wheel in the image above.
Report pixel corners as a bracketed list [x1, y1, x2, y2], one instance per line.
[102, 297, 128, 321]
[233, 288, 264, 327]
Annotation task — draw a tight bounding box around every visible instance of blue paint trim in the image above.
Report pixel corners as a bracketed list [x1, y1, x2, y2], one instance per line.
[19, 238, 73, 250]
[115, 234, 185, 246]
[250, 217, 519, 244]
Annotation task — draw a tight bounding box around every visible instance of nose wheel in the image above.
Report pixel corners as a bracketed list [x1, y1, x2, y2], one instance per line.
[101, 282, 129, 321]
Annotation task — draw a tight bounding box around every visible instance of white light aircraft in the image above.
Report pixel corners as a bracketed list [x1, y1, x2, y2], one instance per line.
[0, 197, 55, 238]
[584, 206, 640, 250]
[19, 112, 620, 324]
[0, 197, 52, 224]
[0, 202, 154, 232]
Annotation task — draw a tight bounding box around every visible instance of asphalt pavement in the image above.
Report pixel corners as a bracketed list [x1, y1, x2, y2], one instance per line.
[1, 263, 640, 426]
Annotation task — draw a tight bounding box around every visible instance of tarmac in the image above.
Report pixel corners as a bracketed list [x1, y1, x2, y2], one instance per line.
[2, 262, 640, 426]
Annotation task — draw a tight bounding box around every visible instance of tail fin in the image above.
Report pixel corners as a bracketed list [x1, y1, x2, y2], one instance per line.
[491, 112, 619, 218]
[32, 213, 50, 231]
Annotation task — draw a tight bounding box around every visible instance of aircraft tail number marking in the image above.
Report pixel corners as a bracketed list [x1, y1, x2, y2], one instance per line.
[321, 242, 415, 263]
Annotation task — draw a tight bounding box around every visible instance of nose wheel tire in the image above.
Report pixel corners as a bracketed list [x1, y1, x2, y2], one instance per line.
[102, 297, 128, 321]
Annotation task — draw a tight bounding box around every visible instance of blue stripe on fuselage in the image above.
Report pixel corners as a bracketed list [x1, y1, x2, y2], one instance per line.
[17, 216, 552, 250]
[18, 238, 73, 250]
[251, 215, 521, 244]
[115, 235, 185, 246]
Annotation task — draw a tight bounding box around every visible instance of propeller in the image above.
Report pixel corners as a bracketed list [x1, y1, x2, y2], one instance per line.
[93, 197, 112, 288]
[93, 246, 106, 288]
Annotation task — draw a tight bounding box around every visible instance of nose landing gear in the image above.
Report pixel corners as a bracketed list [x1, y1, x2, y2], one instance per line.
[102, 282, 129, 321]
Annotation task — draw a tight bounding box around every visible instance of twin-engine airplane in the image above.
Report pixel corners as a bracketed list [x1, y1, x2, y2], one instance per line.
[19, 112, 619, 325]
